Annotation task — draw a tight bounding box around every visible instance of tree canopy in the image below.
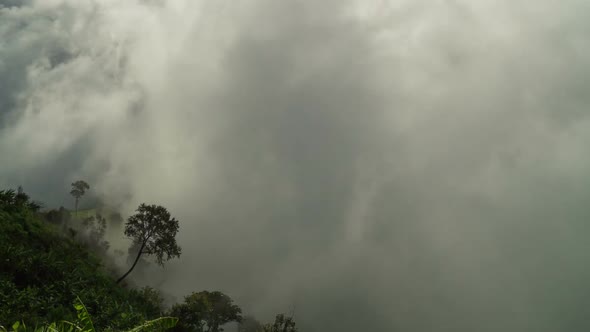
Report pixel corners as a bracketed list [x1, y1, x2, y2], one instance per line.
[170, 291, 242, 332]
[117, 203, 181, 284]
[70, 180, 90, 215]
[0, 188, 41, 212]
[70, 180, 90, 199]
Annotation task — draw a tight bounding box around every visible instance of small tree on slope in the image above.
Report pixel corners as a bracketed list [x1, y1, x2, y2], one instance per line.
[117, 203, 181, 284]
[70, 180, 90, 216]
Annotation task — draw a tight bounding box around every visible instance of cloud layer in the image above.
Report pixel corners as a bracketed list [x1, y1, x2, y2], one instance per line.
[2, 0, 590, 331]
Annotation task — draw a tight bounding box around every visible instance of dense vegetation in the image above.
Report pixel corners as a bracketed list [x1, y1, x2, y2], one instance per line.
[0, 189, 164, 329]
[0, 188, 298, 332]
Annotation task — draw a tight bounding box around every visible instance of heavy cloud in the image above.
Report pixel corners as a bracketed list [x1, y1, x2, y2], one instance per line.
[2, 0, 590, 331]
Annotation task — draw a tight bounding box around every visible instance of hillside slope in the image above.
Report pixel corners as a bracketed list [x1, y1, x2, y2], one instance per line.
[0, 190, 161, 330]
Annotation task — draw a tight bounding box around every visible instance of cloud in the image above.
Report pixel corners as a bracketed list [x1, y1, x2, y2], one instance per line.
[2, 0, 590, 331]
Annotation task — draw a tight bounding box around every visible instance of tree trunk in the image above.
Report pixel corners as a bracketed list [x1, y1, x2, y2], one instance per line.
[74, 198, 78, 217]
[116, 240, 146, 284]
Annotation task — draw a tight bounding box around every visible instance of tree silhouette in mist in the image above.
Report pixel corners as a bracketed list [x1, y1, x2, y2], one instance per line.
[70, 180, 90, 216]
[116, 203, 181, 284]
[169, 291, 242, 332]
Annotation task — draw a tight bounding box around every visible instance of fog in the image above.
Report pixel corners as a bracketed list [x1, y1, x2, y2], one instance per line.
[2, 0, 590, 330]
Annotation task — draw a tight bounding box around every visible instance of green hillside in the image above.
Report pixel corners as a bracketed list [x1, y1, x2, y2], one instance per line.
[0, 190, 163, 330]
[0, 189, 298, 332]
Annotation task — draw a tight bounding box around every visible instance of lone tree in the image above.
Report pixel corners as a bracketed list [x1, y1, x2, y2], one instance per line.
[116, 203, 181, 284]
[70, 180, 90, 216]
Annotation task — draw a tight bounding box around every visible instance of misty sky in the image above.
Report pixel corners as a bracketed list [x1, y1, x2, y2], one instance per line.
[2, 1, 590, 331]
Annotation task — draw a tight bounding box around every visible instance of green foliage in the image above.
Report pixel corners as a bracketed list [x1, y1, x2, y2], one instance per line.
[261, 314, 297, 332]
[169, 291, 242, 332]
[130, 287, 166, 318]
[69, 181, 89, 201]
[80, 214, 109, 253]
[41, 207, 70, 226]
[0, 298, 178, 332]
[0, 188, 297, 332]
[70, 181, 89, 214]
[126, 317, 179, 332]
[73, 297, 95, 332]
[124, 204, 181, 265]
[0, 189, 41, 212]
[117, 204, 181, 284]
[0, 194, 164, 330]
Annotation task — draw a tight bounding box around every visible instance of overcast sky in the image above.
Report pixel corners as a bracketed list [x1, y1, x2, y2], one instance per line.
[2, 0, 590, 331]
